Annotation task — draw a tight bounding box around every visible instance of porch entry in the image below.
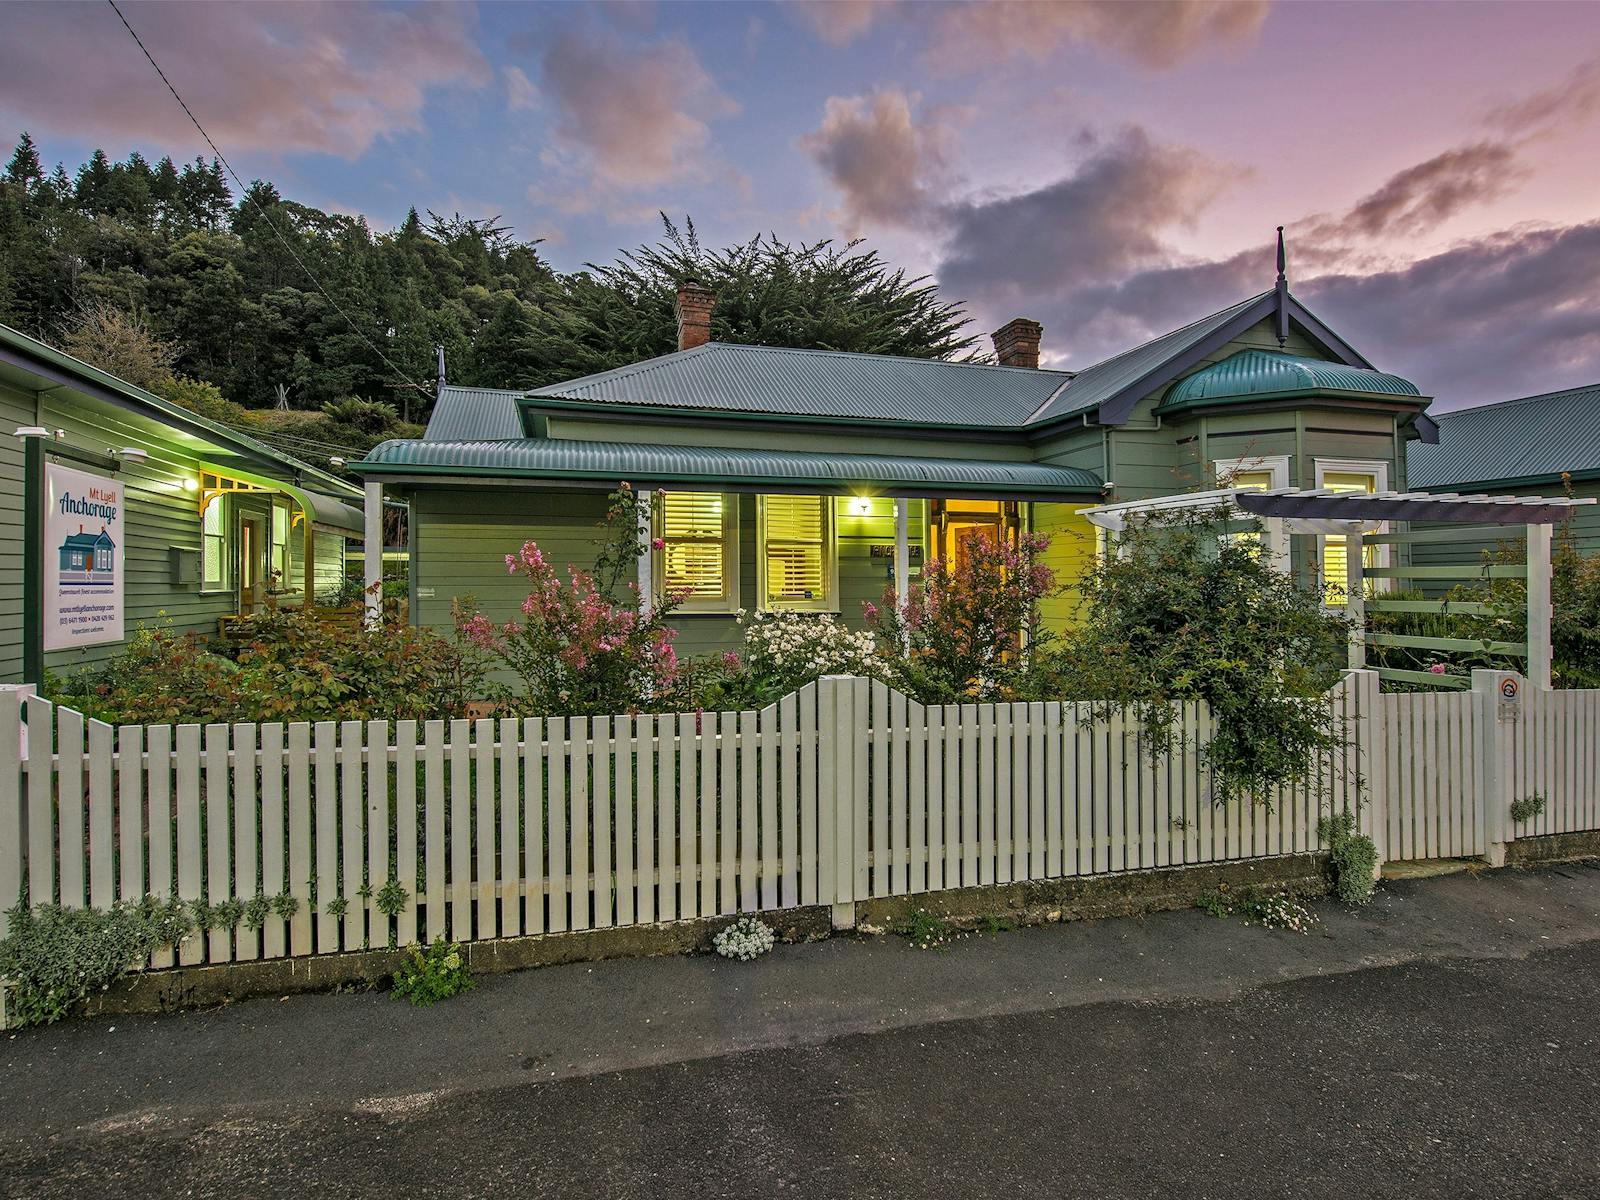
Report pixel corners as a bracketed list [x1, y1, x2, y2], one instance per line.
[929, 499, 1021, 569]
[236, 504, 271, 615]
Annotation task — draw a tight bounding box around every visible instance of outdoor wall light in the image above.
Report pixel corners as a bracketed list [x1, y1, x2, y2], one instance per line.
[182, 477, 199, 493]
[112, 447, 150, 465]
[850, 496, 874, 515]
[12, 425, 49, 439]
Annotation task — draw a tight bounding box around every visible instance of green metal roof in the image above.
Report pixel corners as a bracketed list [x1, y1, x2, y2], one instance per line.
[0, 322, 362, 512]
[1025, 293, 1269, 426]
[1408, 381, 1600, 489]
[1159, 349, 1425, 413]
[526, 341, 1073, 428]
[424, 384, 527, 441]
[358, 437, 1102, 497]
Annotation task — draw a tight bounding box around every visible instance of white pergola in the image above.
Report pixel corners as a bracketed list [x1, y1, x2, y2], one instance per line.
[1080, 487, 1597, 689]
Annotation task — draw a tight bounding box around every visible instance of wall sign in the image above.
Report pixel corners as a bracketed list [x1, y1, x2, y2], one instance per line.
[43, 462, 124, 652]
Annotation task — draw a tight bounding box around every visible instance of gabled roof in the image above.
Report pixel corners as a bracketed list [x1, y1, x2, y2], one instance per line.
[1024, 289, 1374, 427]
[1158, 349, 1424, 414]
[526, 341, 1073, 428]
[361, 437, 1102, 497]
[1409, 381, 1600, 489]
[424, 384, 526, 442]
[62, 530, 114, 548]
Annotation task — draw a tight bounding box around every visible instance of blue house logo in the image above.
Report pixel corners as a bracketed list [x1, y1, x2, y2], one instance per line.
[59, 524, 116, 586]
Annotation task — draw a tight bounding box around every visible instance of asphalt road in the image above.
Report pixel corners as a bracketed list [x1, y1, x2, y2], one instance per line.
[4, 863, 1599, 1199]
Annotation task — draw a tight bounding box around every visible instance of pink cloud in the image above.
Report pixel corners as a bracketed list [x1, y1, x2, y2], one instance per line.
[790, 0, 1270, 69]
[537, 28, 738, 192]
[0, 1, 491, 158]
[800, 90, 961, 232]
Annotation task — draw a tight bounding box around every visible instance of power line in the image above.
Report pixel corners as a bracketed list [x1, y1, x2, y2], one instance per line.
[104, 0, 433, 400]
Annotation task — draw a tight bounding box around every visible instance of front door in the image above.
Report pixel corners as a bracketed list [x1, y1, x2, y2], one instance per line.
[933, 500, 1019, 570]
[238, 509, 270, 614]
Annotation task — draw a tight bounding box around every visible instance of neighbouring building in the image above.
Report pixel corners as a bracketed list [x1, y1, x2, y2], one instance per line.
[1, 322, 364, 685]
[357, 248, 1438, 654]
[1409, 382, 1600, 558]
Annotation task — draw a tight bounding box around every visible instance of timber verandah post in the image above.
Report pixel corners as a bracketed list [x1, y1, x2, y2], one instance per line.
[1472, 668, 1523, 867]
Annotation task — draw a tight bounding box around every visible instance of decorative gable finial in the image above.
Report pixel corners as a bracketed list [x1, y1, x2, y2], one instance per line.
[1274, 225, 1289, 348]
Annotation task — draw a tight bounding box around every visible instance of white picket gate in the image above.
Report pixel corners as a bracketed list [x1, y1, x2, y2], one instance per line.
[2, 669, 1595, 969]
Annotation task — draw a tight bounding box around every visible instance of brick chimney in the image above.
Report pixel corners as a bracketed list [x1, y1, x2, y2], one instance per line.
[675, 280, 716, 351]
[991, 318, 1043, 369]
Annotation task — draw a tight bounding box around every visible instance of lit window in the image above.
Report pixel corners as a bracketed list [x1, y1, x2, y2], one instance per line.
[658, 492, 736, 611]
[1228, 469, 1276, 559]
[1321, 470, 1378, 606]
[271, 502, 291, 593]
[201, 495, 229, 591]
[760, 495, 834, 610]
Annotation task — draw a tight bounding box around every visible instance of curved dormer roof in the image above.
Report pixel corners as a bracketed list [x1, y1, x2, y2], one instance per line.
[1159, 349, 1426, 415]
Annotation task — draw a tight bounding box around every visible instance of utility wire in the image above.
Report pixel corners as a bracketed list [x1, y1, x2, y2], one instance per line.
[105, 0, 433, 401]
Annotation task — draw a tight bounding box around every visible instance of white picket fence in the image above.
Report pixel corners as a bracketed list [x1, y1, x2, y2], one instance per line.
[0, 670, 1593, 970]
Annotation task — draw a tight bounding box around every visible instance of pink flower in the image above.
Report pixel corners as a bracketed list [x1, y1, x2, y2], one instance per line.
[721, 651, 742, 670]
[1429, 663, 1447, 675]
[652, 537, 665, 551]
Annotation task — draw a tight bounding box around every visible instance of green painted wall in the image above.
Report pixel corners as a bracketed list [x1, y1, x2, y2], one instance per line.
[409, 487, 929, 664]
[0, 376, 351, 685]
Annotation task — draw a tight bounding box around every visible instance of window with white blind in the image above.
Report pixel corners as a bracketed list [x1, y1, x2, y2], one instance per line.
[759, 494, 835, 610]
[657, 492, 737, 612]
[1315, 459, 1388, 606]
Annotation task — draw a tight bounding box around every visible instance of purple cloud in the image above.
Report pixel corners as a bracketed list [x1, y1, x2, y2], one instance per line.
[799, 90, 960, 231]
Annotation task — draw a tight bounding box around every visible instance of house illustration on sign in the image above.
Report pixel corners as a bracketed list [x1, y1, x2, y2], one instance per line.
[58, 525, 116, 584]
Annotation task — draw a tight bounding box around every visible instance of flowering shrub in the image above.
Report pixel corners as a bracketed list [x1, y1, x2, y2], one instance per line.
[1057, 504, 1348, 806]
[390, 938, 474, 1006]
[866, 530, 1058, 703]
[50, 604, 497, 725]
[712, 916, 775, 961]
[692, 608, 885, 708]
[1238, 892, 1318, 934]
[463, 485, 686, 715]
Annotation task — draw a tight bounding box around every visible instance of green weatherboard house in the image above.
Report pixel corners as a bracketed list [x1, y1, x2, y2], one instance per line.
[357, 254, 1439, 654]
[1, 322, 364, 686]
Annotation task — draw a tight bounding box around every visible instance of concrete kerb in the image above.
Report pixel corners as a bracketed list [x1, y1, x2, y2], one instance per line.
[46, 854, 1334, 1025]
[1506, 831, 1600, 868]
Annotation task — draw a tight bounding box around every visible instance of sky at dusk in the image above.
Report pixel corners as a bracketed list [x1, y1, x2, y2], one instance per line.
[3, 0, 1599, 408]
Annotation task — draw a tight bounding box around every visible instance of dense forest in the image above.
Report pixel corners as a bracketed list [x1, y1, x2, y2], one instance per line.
[0, 133, 976, 467]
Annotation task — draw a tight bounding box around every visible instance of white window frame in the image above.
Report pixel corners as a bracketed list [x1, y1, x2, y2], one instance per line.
[1314, 457, 1391, 605]
[757, 494, 839, 613]
[200, 493, 230, 594]
[1213, 454, 1291, 573]
[654, 491, 740, 614]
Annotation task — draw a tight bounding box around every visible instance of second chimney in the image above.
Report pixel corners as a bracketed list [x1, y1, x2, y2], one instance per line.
[675, 280, 716, 352]
[991, 318, 1043, 369]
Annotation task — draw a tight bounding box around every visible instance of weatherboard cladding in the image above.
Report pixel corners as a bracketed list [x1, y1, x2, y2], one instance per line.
[1159, 349, 1423, 412]
[1408, 382, 1600, 489]
[527, 341, 1072, 427]
[362, 437, 1102, 494]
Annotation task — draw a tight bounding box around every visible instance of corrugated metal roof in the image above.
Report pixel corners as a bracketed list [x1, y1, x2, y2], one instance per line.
[1023, 293, 1269, 426]
[423, 384, 527, 442]
[528, 342, 1073, 427]
[1159, 349, 1422, 412]
[359, 437, 1102, 495]
[1408, 382, 1600, 488]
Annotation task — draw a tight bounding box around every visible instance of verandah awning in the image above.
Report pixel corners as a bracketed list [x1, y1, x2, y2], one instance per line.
[356, 437, 1104, 500]
[1080, 486, 1595, 533]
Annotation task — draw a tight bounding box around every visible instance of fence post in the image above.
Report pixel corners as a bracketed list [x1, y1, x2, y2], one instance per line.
[818, 676, 863, 929]
[1473, 669, 1519, 866]
[1346, 670, 1386, 876]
